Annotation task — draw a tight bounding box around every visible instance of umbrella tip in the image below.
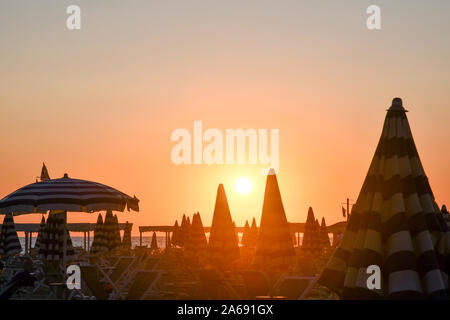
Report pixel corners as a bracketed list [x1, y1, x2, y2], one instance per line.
[388, 97, 406, 111]
[268, 168, 276, 175]
[63, 173, 69, 178]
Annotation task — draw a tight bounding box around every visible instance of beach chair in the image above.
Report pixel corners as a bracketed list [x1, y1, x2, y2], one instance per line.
[237, 270, 271, 299]
[108, 256, 136, 285]
[274, 275, 319, 300]
[79, 265, 110, 300]
[195, 269, 242, 299]
[121, 270, 162, 300]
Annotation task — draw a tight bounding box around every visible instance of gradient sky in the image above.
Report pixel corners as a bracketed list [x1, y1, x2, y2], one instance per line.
[1, 1, 449, 234]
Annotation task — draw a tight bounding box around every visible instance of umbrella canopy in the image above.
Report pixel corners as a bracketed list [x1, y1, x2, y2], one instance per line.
[90, 213, 107, 254]
[241, 220, 251, 246]
[179, 214, 190, 247]
[103, 210, 118, 252]
[150, 232, 158, 250]
[319, 98, 450, 299]
[185, 212, 207, 265]
[208, 184, 240, 268]
[171, 220, 180, 247]
[34, 215, 46, 251]
[38, 212, 75, 262]
[0, 173, 139, 215]
[320, 217, 331, 249]
[301, 207, 322, 257]
[122, 221, 132, 250]
[254, 169, 295, 271]
[0, 212, 22, 256]
[113, 214, 122, 247]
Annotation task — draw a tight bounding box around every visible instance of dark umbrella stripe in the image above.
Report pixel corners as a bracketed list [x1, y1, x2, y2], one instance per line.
[319, 99, 450, 299]
[0, 176, 139, 215]
[0, 213, 22, 256]
[254, 170, 295, 271]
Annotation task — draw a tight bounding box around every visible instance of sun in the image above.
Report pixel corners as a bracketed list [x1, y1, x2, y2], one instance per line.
[235, 177, 252, 195]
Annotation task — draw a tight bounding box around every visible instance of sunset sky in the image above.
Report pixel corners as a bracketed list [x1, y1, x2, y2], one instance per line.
[1, 1, 450, 234]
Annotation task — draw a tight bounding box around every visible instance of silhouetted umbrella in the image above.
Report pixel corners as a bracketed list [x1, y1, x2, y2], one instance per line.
[171, 220, 180, 247]
[38, 212, 75, 262]
[103, 210, 118, 252]
[249, 217, 259, 247]
[0, 213, 22, 256]
[253, 169, 295, 271]
[121, 221, 132, 250]
[34, 215, 46, 252]
[301, 207, 322, 257]
[185, 212, 207, 265]
[113, 214, 121, 247]
[179, 214, 190, 247]
[319, 98, 450, 299]
[320, 217, 331, 249]
[208, 184, 240, 268]
[150, 232, 158, 250]
[90, 213, 107, 254]
[241, 220, 251, 246]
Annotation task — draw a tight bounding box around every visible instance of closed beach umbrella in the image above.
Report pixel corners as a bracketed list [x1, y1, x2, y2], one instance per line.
[185, 212, 207, 264]
[301, 208, 322, 257]
[113, 214, 121, 247]
[34, 215, 46, 251]
[249, 217, 258, 247]
[150, 232, 158, 250]
[241, 220, 251, 246]
[38, 212, 75, 263]
[253, 169, 295, 271]
[208, 184, 240, 268]
[90, 213, 107, 254]
[171, 220, 180, 247]
[122, 221, 132, 250]
[319, 98, 450, 299]
[103, 210, 117, 252]
[0, 212, 22, 256]
[179, 214, 190, 247]
[320, 217, 331, 249]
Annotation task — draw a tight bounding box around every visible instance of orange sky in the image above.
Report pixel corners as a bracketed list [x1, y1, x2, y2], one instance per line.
[1, 1, 449, 234]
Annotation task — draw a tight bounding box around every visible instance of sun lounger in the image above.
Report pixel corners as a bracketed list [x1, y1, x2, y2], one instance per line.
[122, 270, 162, 300]
[275, 275, 319, 300]
[195, 269, 242, 299]
[79, 265, 109, 300]
[237, 270, 271, 299]
[108, 256, 136, 284]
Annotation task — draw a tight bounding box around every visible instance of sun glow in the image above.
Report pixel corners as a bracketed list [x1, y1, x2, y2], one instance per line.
[235, 177, 252, 195]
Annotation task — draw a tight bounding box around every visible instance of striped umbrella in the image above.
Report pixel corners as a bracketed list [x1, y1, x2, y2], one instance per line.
[319, 98, 450, 299]
[0, 212, 22, 256]
[253, 169, 295, 271]
[208, 184, 240, 268]
[113, 214, 122, 247]
[121, 221, 132, 250]
[170, 220, 180, 247]
[38, 212, 75, 262]
[241, 220, 251, 247]
[90, 213, 107, 254]
[150, 232, 158, 250]
[185, 212, 207, 265]
[103, 210, 118, 252]
[320, 217, 331, 249]
[301, 207, 323, 257]
[34, 215, 46, 251]
[0, 173, 139, 215]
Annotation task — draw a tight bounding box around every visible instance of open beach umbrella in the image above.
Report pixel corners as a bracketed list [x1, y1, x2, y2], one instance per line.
[185, 212, 207, 265]
[320, 217, 331, 249]
[38, 211, 75, 262]
[34, 215, 46, 251]
[253, 169, 295, 271]
[122, 221, 132, 250]
[0, 213, 22, 256]
[241, 220, 251, 246]
[319, 98, 450, 299]
[208, 184, 240, 268]
[301, 207, 322, 257]
[171, 220, 180, 247]
[90, 213, 107, 254]
[150, 232, 158, 250]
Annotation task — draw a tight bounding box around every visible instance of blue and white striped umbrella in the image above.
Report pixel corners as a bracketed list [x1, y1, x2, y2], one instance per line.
[34, 215, 46, 251]
[0, 212, 22, 256]
[0, 173, 139, 215]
